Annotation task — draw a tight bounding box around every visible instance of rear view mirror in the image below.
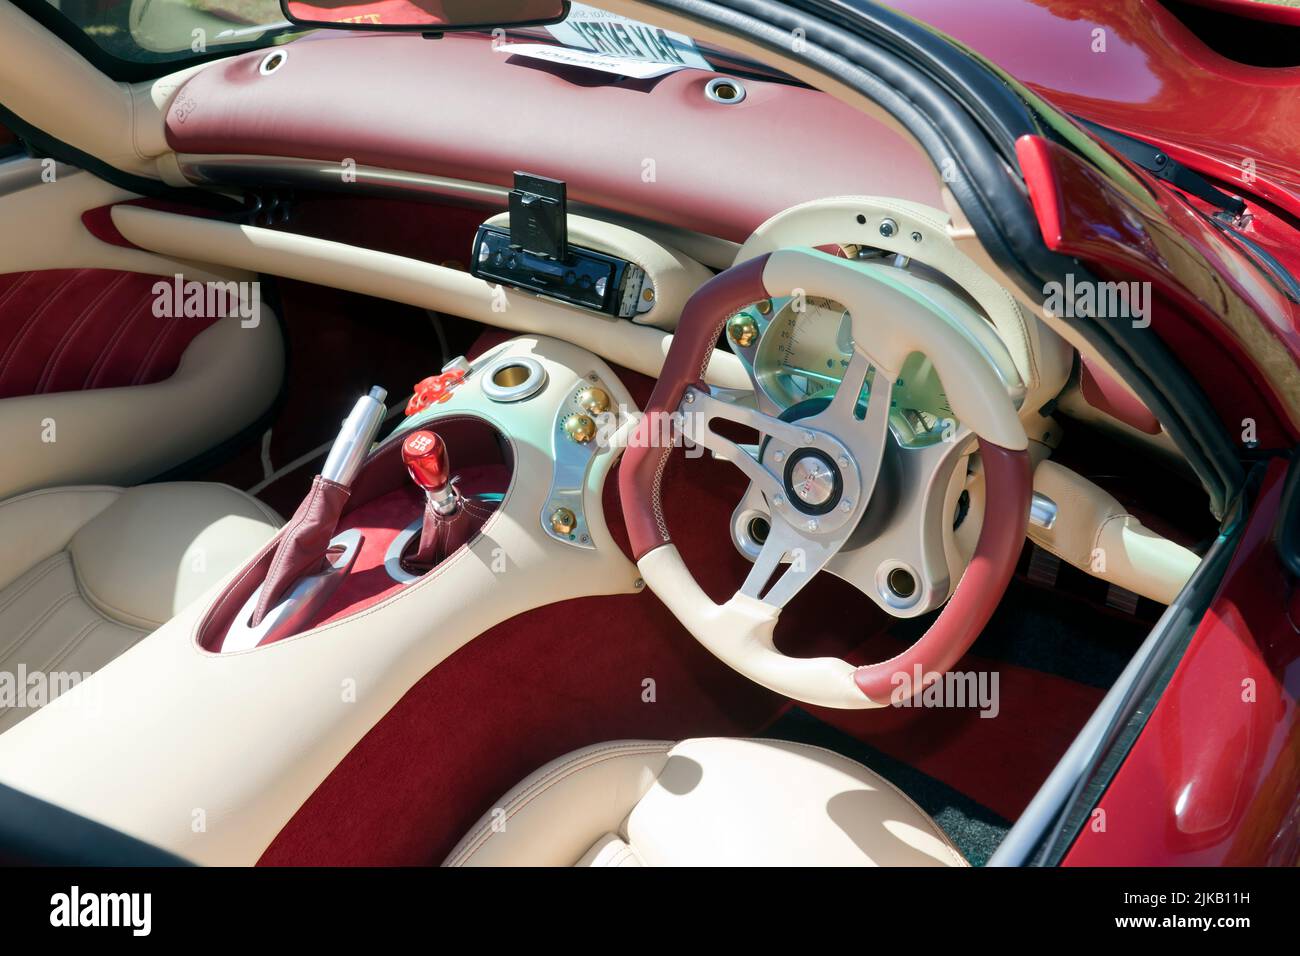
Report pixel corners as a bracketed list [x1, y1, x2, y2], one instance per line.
[280, 0, 570, 33]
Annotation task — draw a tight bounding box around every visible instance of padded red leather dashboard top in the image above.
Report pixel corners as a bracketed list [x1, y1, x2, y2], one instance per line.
[165, 32, 939, 242]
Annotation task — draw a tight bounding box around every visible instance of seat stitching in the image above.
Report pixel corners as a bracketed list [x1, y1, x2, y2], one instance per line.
[129, 310, 177, 386]
[448, 742, 673, 865]
[38, 616, 104, 675]
[0, 271, 34, 316]
[0, 485, 122, 517]
[0, 590, 81, 672]
[0, 271, 85, 387]
[84, 292, 150, 389]
[605, 842, 638, 867]
[0, 553, 67, 619]
[740, 737, 967, 866]
[452, 742, 672, 864]
[35, 271, 129, 393]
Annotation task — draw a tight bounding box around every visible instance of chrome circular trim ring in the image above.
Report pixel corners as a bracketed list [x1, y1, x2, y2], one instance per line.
[731, 507, 771, 561]
[258, 50, 288, 76]
[480, 356, 548, 403]
[875, 560, 924, 612]
[704, 76, 747, 105]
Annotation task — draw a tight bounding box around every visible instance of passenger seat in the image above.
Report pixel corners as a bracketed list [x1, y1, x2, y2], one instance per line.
[0, 482, 281, 734]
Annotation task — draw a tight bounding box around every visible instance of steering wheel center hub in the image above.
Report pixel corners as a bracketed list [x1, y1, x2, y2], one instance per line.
[783, 449, 843, 514]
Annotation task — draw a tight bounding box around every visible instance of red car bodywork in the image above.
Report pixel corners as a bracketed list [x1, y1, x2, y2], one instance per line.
[886, 0, 1300, 865]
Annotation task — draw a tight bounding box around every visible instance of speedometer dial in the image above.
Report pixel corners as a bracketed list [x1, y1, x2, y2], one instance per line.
[753, 296, 853, 405]
[750, 296, 955, 447]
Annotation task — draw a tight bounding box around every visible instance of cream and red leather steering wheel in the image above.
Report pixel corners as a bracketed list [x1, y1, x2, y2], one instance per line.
[620, 248, 1031, 709]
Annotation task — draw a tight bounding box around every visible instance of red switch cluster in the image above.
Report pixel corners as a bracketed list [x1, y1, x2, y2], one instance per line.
[405, 369, 466, 416]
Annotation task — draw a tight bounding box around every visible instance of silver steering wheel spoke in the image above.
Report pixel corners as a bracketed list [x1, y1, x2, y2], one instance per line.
[738, 517, 839, 608]
[683, 344, 901, 611]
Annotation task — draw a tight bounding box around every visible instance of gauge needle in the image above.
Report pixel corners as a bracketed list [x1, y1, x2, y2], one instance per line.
[783, 366, 844, 386]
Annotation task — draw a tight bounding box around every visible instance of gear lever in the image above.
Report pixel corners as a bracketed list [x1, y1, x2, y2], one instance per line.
[401, 429, 472, 568]
[402, 430, 458, 517]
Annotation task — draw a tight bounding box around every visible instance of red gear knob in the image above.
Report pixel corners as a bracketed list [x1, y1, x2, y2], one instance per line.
[401, 430, 450, 494]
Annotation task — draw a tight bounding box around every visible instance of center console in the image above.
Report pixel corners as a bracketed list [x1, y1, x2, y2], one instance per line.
[0, 335, 642, 865]
[198, 335, 638, 653]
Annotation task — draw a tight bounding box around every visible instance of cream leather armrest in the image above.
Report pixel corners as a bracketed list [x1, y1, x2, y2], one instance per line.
[1029, 460, 1200, 605]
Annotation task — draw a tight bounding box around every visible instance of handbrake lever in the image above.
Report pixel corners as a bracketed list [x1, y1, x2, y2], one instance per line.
[219, 387, 388, 651]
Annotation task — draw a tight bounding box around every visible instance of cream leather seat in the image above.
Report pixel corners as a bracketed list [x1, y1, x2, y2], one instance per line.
[0, 482, 280, 734]
[445, 738, 967, 867]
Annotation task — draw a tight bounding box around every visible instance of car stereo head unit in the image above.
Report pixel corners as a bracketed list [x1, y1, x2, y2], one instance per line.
[470, 172, 649, 319]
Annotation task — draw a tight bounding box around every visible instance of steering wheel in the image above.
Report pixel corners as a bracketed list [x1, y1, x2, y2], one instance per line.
[620, 248, 1031, 709]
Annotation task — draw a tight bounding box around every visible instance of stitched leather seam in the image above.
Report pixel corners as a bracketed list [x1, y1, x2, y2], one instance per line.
[35, 271, 129, 393]
[85, 293, 151, 390]
[196, 534, 281, 648]
[129, 311, 178, 387]
[259, 477, 330, 613]
[38, 616, 104, 675]
[0, 272, 84, 386]
[653, 305, 738, 538]
[0, 271, 34, 316]
[451, 742, 672, 863]
[68, 545, 163, 631]
[0, 553, 67, 620]
[601, 841, 638, 867]
[0, 589, 81, 671]
[649, 444, 673, 543]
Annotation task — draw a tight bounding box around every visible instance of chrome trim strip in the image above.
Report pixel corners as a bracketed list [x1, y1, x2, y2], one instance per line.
[176, 153, 511, 205]
[0, 156, 79, 196]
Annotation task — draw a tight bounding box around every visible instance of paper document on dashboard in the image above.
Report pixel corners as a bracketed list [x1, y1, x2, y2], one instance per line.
[545, 2, 713, 71]
[497, 43, 687, 79]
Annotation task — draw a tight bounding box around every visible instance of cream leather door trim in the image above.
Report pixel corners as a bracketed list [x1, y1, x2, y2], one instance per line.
[0, 173, 246, 280]
[0, 336, 641, 866]
[1029, 460, 1199, 604]
[111, 205, 752, 389]
[0, 313, 283, 499]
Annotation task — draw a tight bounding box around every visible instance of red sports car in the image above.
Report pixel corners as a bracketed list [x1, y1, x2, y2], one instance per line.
[0, 0, 1294, 891]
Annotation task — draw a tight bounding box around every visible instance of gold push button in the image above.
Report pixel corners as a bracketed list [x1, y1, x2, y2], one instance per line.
[576, 386, 610, 416]
[550, 507, 577, 535]
[727, 312, 759, 348]
[563, 413, 597, 443]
